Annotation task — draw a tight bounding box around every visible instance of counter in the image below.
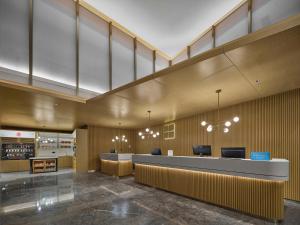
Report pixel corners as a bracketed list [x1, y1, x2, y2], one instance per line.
[132, 154, 289, 180]
[29, 157, 58, 174]
[133, 154, 289, 221]
[100, 153, 133, 177]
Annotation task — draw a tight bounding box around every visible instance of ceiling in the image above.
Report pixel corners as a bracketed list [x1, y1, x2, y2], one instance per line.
[0, 19, 299, 131]
[85, 0, 242, 57]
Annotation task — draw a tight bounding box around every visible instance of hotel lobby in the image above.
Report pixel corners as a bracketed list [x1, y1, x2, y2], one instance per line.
[1, 0, 300, 224]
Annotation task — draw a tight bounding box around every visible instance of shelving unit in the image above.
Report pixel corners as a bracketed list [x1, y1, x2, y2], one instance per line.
[0, 137, 35, 160]
[30, 158, 57, 174]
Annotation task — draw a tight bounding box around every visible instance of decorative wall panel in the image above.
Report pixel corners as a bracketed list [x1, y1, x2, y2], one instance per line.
[135, 164, 285, 220]
[0, 0, 29, 82]
[79, 7, 109, 94]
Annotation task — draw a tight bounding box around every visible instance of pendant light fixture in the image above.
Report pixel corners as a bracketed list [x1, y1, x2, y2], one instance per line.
[138, 110, 160, 139]
[112, 122, 128, 143]
[201, 89, 239, 133]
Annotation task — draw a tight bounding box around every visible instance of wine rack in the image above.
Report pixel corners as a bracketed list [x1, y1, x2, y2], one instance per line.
[1, 143, 35, 160]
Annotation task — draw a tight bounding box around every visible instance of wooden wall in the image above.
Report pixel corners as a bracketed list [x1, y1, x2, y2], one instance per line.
[135, 88, 300, 201]
[88, 126, 136, 171]
[76, 129, 89, 173]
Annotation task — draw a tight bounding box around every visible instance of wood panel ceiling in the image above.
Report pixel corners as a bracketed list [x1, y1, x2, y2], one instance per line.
[0, 16, 300, 131]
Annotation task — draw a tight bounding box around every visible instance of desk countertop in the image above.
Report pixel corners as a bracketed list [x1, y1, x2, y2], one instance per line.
[132, 154, 289, 181]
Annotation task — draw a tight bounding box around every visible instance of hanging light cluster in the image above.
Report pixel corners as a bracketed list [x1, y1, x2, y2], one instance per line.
[201, 89, 240, 133]
[112, 135, 128, 143]
[112, 122, 128, 143]
[138, 110, 160, 139]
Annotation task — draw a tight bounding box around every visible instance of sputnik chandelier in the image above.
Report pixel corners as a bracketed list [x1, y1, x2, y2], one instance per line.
[112, 123, 128, 143]
[201, 89, 239, 133]
[138, 110, 160, 139]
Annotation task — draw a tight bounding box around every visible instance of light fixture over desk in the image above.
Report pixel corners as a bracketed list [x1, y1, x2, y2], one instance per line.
[112, 123, 128, 143]
[201, 89, 239, 133]
[138, 110, 160, 140]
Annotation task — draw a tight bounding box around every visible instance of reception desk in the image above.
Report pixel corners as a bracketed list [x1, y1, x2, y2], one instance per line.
[133, 154, 289, 221]
[100, 153, 133, 177]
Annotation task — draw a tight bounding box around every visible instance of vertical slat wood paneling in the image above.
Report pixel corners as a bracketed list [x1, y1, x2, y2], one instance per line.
[135, 164, 284, 220]
[135, 88, 300, 201]
[88, 126, 136, 171]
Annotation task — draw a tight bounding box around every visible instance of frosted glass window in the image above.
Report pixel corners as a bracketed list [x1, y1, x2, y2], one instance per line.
[136, 41, 153, 79]
[0, 0, 29, 75]
[172, 49, 187, 65]
[216, 3, 248, 47]
[190, 30, 213, 57]
[111, 27, 134, 89]
[33, 0, 76, 87]
[155, 54, 169, 72]
[79, 7, 109, 94]
[253, 0, 300, 32]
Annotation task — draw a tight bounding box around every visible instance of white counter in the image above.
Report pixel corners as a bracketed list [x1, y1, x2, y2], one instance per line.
[100, 153, 133, 161]
[29, 156, 58, 160]
[132, 154, 289, 181]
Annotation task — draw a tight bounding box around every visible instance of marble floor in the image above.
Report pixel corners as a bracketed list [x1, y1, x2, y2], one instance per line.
[0, 169, 74, 183]
[0, 172, 299, 225]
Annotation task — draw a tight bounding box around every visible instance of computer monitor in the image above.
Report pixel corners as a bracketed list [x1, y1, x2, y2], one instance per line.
[221, 147, 246, 159]
[151, 148, 162, 155]
[192, 145, 211, 156]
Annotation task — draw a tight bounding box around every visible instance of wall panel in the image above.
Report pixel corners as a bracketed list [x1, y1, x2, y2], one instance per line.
[135, 88, 300, 201]
[0, 0, 29, 83]
[79, 7, 109, 94]
[252, 0, 300, 32]
[136, 41, 153, 79]
[33, 0, 76, 87]
[111, 26, 134, 89]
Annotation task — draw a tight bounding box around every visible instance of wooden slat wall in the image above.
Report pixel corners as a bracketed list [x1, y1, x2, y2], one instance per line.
[88, 126, 136, 171]
[135, 164, 285, 220]
[76, 129, 89, 172]
[135, 88, 300, 201]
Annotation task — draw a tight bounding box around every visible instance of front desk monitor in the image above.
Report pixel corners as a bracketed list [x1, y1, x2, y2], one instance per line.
[151, 148, 162, 155]
[221, 147, 246, 159]
[192, 145, 211, 156]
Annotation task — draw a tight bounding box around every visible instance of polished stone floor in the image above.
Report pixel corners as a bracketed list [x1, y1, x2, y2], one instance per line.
[0, 172, 300, 225]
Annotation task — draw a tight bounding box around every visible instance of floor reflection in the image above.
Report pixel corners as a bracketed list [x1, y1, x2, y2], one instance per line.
[0, 172, 299, 225]
[1, 172, 74, 215]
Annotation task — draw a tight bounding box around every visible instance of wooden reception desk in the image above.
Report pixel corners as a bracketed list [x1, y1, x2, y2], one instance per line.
[133, 154, 289, 221]
[100, 153, 133, 177]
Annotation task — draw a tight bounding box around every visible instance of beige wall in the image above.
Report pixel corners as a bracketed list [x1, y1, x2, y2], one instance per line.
[135, 88, 300, 201]
[75, 129, 89, 173]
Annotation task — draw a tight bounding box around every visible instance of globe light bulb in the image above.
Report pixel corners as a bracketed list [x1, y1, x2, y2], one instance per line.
[225, 121, 231, 127]
[150, 130, 153, 134]
[156, 132, 159, 136]
[145, 128, 150, 132]
[138, 132, 142, 136]
[207, 125, 213, 132]
[141, 136, 145, 139]
[115, 136, 119, 140]
[122, 135, 125, 138]
[201, 121, 207, 127]
[112, 139, 115, 142]
[153, 134, 157, 138]
[233, 116, 240, 123]
[224, 128, 229, 133]
[125, 139, 128, 143]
